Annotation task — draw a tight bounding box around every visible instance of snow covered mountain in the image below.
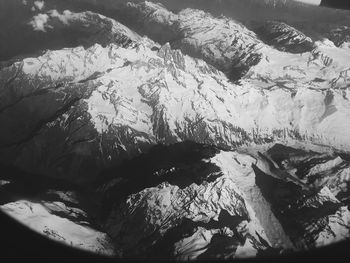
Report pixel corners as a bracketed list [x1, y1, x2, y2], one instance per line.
[118, 1, 265, 80]
[250, 20, 315, 53]
[98, 142, 350, 259]
[0, 0, 350, 260]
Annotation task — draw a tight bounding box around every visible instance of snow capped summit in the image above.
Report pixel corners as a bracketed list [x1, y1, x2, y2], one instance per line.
[2, 26, 350, 184]
[117, 1, 264, 81]
[173, 8, 264, 81]
[100, 143, 279, 259]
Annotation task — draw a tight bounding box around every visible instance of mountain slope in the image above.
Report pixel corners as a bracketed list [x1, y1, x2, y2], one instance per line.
[98, 142, 350, 259]
[1, 24, 350, 184]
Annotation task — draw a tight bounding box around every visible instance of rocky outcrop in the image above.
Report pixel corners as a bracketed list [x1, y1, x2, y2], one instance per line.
[99, 142, 279, 259]
[254, 144, 350, 249]
[1, 30, 350, 185]
[118, 1, 264, 81]
[97, 142, 350, 259]
[252, 20, 315, 53]
[326, 26, 350, 47]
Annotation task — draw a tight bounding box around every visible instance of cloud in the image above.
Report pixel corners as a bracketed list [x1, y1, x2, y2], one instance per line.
[28, 9, 79, 32]
[28, 13, 50, 32]
[48, 9, 75, 25]
[33, 1, 45, 11]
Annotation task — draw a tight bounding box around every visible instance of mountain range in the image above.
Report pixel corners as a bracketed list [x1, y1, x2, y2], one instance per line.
[0, 0, 350, 260]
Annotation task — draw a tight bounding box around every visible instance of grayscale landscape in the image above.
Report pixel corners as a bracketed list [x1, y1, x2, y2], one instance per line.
[1, 0, 350, 260]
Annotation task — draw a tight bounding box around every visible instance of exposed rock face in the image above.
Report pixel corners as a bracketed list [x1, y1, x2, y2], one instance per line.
[98, 142, 350, 259]
[119, 1, 264, 81]
[326, 26, 350, 47]
[252, 20, 315, 53]
[1, 31, 350, 184]
[254, 144, 350, 249]
[173, 8, 263, 81]
[99, 143, 279, 259]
